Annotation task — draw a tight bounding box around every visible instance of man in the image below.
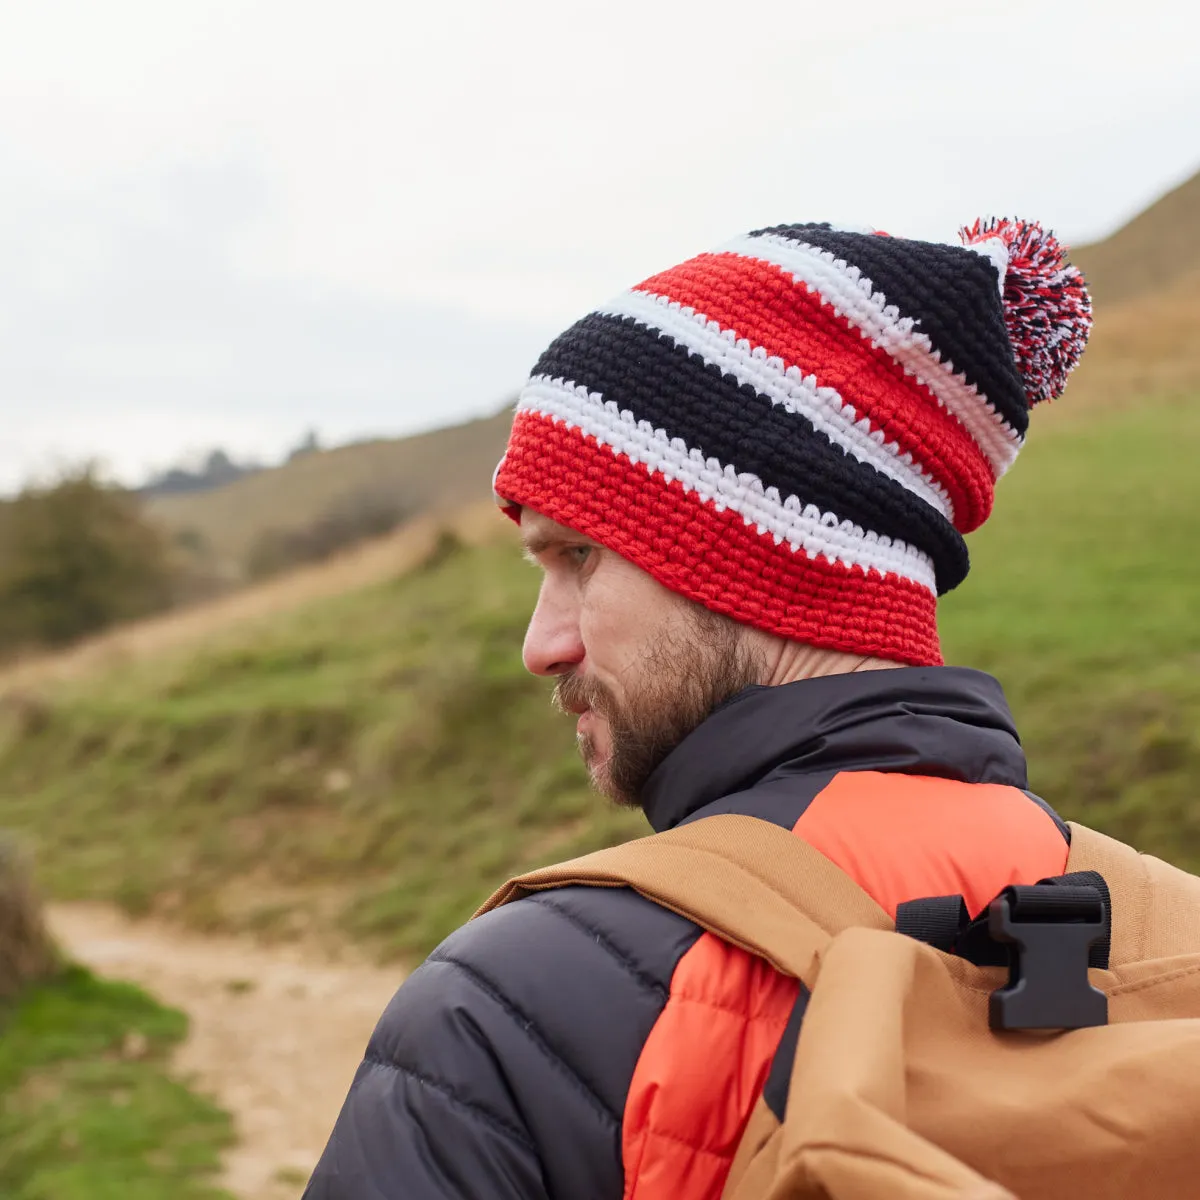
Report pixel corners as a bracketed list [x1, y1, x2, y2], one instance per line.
[304, 218, 1092, 1198]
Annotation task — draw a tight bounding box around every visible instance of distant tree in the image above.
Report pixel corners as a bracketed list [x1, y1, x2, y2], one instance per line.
[201, 449, 243, 487]
[287, 428, 322, 462]
[0, 466, 177, 654]
[138, 447, 264, 497]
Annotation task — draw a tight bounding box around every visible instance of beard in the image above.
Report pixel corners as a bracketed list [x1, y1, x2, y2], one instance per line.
[553, 606, 764, 810]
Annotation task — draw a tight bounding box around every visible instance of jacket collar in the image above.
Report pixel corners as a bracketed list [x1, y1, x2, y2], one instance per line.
[641, 666, 1028, 833]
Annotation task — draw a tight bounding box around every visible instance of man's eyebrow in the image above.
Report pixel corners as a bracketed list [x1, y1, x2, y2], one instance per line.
[520, 531, 593, 561]
[520, 532, 557, 561]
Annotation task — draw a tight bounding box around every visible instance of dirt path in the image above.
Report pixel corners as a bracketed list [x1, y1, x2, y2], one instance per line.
[46, 903, 405, 1199]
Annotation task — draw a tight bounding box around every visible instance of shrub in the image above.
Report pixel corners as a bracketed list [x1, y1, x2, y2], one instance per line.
[0, 467, 176, 655]
[0, 835, 58, 1001]
[245, 487, 409, 580]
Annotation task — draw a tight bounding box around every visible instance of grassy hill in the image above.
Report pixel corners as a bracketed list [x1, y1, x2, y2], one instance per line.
[0, 501, 505, 696]
[1, 386, 1197, 963]
[1071, 168, 1200, 307]
[0, 523, 639, 961]
[144, 407, 513, 577]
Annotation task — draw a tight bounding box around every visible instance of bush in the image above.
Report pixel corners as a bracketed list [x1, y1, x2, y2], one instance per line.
[0, 835, 59, 1001]
[245, 487, 409, 580]
[0, 467, 177, 655]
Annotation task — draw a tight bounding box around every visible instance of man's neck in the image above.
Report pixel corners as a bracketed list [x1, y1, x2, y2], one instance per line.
[761, 641, 905, 688]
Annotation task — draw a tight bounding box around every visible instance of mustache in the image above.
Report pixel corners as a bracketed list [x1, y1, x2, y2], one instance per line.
[552, 671, 613, 719]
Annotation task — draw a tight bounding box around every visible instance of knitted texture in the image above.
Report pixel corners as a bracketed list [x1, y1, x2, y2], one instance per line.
[493, 220, 1092, 666]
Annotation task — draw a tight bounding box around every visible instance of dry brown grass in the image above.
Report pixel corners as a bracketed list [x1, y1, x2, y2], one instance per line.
[1044, 264, 1200, 426]
[1070, 168, 1200, 306]
[145, 408, 512, 571]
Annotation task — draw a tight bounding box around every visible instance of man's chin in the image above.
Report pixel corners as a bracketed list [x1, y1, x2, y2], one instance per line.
[583, 751, 613, 792]
[577, 720, 611, 769]
[578, 744, 628, 807]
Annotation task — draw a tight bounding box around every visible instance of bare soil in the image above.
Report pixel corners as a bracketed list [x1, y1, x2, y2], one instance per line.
[47, 903, 404, 1199]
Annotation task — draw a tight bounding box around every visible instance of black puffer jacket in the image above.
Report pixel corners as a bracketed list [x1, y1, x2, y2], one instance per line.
[303, 667, 1067, 1198]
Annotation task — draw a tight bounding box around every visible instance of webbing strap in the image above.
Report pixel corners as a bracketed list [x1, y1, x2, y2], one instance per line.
[475, 814, 891, 983]
[1022, 871, 1112, 969]
[895, 895, 969, 952]
[895, 871, 1112, 971]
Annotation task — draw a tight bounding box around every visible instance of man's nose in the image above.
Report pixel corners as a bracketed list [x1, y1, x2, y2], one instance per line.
[523, 581, 584, 677]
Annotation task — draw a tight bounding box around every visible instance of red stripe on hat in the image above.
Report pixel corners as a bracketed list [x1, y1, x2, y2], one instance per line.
[497, 411, 942, 665]
[635, 253, 995, 535]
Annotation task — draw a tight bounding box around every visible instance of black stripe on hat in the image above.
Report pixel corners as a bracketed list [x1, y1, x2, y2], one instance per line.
[532, 312, 969, 593]
[749, 224, 1029, 436]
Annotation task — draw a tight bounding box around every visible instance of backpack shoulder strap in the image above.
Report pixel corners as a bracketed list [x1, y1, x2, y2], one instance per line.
[474, 813, 891, 983]
[1066, 821, 1200, 963]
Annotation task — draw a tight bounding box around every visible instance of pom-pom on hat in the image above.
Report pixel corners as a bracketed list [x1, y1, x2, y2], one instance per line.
[493, 218, 1092, 667]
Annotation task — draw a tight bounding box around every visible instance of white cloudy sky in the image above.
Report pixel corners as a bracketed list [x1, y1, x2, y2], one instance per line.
[2, 0, 1197, 489]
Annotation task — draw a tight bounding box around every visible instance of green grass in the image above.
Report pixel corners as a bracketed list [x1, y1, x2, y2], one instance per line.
[939, 394, 1200, 861]
[0, 534, 641, 961]
[0, 965, 233, 1199]
[0, 394, 1197, 963]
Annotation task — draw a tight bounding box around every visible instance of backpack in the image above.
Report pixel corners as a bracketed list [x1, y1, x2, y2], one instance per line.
[475, 814, 1200, 1198]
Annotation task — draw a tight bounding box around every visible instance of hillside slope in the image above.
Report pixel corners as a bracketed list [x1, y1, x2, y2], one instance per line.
[1070, 168, 1200, 307]
[145, 407, 512, 572]
[1046, 263, 1200, 419]
[1, 391, 1197, 963]
[0, 501, 505, 695]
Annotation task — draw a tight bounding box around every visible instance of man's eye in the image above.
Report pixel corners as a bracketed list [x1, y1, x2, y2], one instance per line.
[564, 545, 593, 567]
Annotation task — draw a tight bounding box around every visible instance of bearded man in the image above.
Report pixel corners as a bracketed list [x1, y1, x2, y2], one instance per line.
[304, 217, 1092, 1199]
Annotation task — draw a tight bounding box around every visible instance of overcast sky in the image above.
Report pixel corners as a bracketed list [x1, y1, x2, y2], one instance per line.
[2, 0, 1197, 490]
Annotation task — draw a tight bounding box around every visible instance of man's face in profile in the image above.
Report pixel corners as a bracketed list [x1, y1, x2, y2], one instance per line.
[519, 509, 763, 808]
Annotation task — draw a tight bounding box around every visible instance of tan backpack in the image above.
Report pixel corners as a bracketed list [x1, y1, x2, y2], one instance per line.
[476, 814, 1200, 1199]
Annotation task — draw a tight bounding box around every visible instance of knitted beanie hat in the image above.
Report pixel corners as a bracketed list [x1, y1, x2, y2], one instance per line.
[492, 218, 1092, 666]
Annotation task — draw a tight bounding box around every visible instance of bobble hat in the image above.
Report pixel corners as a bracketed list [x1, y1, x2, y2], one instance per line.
[493, 218, 1092, 666]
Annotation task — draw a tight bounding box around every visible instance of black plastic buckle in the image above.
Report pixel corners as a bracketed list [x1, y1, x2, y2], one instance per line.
[987, 883, 1108, 1032]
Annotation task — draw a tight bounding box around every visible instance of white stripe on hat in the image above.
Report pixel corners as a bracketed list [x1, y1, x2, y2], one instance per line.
[718, 233, 1022, 478]
[517, 374, 938, 593]
[595, 288, 954, 524]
